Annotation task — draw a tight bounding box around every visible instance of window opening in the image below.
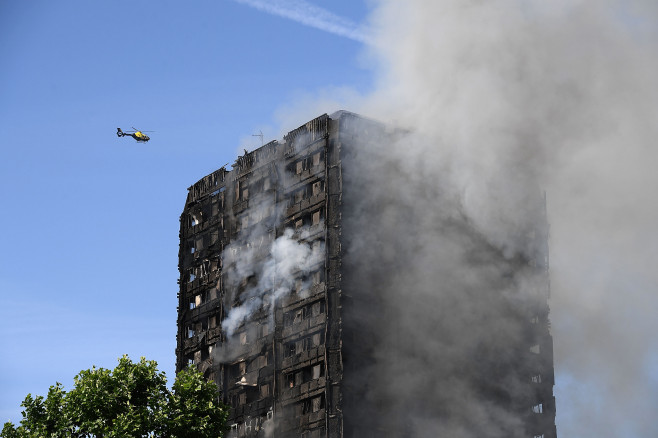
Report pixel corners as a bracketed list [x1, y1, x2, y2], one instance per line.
[312, 181, 323, 196]
[312, 396, 322, 412]
[312, 364, 321, 380]
[312, 210, 321, 226]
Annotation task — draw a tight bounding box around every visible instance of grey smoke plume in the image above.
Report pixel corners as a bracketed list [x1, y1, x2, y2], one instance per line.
[221, 0, 657, 434]
[338, 118, 551, 437]
[329, 1, 658, 437]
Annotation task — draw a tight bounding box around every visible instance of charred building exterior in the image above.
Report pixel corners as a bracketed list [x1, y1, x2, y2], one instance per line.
[176, 112, 557, 438]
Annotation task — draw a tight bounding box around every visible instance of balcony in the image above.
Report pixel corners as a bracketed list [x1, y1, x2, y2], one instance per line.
[282, 314, 327, 338]
[279, 377, 326, 401]
[281, 346, 325, 370]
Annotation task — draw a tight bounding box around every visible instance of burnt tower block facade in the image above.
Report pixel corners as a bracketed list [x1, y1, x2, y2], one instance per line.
[176, 112, 557, 438]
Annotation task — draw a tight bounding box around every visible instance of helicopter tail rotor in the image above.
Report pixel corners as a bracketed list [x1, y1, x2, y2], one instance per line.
[117, 128, 124, 137]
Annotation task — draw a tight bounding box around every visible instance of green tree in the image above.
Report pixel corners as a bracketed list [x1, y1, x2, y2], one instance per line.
[1, 356, 228, 438]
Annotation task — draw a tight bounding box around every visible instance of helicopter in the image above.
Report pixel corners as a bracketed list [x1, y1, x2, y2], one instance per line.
[117, 127, 152, 142]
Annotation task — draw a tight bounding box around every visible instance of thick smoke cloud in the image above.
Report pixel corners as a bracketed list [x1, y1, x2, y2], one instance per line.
[339, 119, 552, 437]
[335, 1, 658, 437]
[224, 1, 658, 434]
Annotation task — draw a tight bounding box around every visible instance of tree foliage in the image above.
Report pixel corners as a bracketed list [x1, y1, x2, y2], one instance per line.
[1, 356, 228, 438]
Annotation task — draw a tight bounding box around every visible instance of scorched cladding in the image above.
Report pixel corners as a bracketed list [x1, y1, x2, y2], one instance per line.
[176, 112, 557, 438]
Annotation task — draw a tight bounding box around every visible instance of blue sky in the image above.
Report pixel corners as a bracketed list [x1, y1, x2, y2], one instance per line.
[0, 0, 372, 423]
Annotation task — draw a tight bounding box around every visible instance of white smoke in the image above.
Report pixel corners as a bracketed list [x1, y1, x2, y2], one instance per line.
[345, 1, 658, 436]
[222, 228, 324, 336]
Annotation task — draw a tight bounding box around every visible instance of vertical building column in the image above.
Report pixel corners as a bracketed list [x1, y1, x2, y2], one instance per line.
[325, 118, 343, 438]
